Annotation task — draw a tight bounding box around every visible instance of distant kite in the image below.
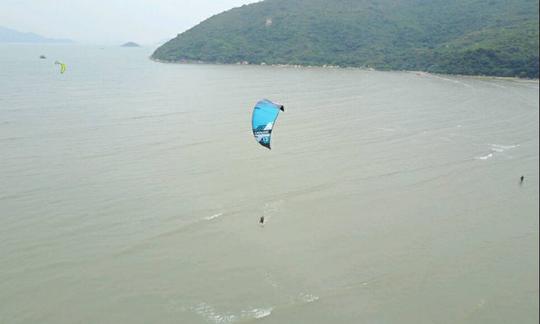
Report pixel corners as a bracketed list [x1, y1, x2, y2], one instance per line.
[54, 61, 66, 74]
[251, 99, 285, 149]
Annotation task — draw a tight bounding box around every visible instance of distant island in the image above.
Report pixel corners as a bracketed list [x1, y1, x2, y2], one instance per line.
[121, 42, 140, 47]
[152, 0, 539, 78]
[0, 26, 72, 43]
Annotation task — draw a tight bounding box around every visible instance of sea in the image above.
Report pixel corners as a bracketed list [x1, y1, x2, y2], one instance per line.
[0, 44, 538, 324]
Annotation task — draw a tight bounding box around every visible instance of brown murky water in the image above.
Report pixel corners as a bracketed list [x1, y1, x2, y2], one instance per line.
[1, 44, 538, 323]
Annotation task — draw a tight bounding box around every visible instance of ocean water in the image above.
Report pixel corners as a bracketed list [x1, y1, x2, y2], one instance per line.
[0, 44, 538, 324]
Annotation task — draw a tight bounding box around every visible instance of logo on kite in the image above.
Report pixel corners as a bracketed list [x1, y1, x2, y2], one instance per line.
[54, 61, 67, 74]
[251, 99, 285, 149]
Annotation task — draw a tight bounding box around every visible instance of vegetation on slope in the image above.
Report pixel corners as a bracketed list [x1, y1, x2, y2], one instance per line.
[153, 0, 539, 78]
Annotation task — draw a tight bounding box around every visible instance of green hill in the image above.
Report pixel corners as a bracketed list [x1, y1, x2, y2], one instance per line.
[152, 0, 539, 78]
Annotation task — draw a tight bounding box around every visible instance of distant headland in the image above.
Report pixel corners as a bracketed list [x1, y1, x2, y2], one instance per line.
[0, 26, 73, 43]
[121, 42, 140, 47]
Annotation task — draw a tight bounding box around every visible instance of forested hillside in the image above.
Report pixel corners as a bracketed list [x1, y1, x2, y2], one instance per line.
[153, 0, 539, 78]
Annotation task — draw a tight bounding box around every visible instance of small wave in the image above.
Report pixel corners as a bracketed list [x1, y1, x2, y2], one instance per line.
[192, 303, 236, 324]
[413, 71, 430, 77]
[476, 144, 519, 160]
[490, 144, 519, 153]
[205, 213, 223, 221]
[428, 74, 473, 88]
[0, 136, 24, 142]
[476, 299, 487, 309]
[263, 272, 280, 288]
[475, 153, 493, 160]
[299, 293, 320, 303]
[191, 303, 273, 323]
[124, 111, 189, 121]
[374, 127, 396, 132]
[241, 307, 273, 319]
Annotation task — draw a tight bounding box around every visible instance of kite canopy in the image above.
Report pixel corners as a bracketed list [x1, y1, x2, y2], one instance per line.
[251, 99, 284, 149]
[54, 61, 66, 74]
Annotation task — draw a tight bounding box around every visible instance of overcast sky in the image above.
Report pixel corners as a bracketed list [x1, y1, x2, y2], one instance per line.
[0, 0, 260, 44]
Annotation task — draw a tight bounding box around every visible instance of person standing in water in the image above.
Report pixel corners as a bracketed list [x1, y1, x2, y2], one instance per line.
[520, 175, 524, 184]
[259, 216, 265, 225]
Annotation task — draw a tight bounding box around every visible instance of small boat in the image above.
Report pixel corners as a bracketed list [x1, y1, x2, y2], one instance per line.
[39, 55, 46, 59]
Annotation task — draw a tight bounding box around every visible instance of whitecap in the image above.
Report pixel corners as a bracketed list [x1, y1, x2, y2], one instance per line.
[191, 303, 237, 324]
[205, 213, 223, 221]
[191, 303, 273, 323]
[299, 293, 320, 303]
[253, 308, 273, 319]
[241, 307, 273, 319]
[476, 144, 519, 160]
[491, 144, 519, 152]
[476, 299, 487, 309]
[475, 153, 493, 160]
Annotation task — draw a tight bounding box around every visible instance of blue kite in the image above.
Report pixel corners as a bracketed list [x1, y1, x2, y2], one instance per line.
[251, 99, 285, 149]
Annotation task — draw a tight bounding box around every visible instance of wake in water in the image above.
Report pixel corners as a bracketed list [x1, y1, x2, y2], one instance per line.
[258, 200, 284, 224]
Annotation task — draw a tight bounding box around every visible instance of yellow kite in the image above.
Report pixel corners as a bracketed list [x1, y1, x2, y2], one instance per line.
[54, 61, 67, 74]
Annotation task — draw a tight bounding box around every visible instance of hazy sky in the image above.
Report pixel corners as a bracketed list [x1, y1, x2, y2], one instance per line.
[0, 0, 260, 44]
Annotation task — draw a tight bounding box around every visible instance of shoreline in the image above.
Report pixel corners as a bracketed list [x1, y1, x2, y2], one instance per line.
[149, 56, 539, 82]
